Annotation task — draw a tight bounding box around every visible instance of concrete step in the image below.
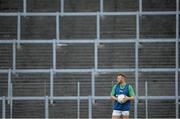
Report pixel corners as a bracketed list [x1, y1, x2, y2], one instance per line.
[27, 0, 60, 12]
[0, 16, 17, 39]
[0, 0, 23, 12]
[143, 0, 176, 11]
[104, 0, 138, 12]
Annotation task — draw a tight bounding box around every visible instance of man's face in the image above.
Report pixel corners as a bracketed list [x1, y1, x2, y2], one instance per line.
[117, 75, 124, 84]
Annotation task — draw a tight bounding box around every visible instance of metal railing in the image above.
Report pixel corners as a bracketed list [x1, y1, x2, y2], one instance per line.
[0, 0, 179, 118]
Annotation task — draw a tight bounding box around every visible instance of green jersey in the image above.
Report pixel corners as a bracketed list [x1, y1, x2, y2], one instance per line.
[111, 84, 135, 97]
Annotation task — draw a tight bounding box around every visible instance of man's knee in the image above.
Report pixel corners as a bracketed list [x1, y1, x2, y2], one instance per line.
[112, 116, 121, 119]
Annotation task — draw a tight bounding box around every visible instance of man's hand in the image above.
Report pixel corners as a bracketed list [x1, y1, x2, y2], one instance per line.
[123, 96, 129, 102]
[111, 96, 118, 101]
[123, 96, 134, 102]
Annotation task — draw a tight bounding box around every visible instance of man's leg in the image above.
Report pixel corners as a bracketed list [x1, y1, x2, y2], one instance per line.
[112, 116, 120, 119]
[122, 115, 129, 119]
[122, 111, 129, 119]
[112, 110, 122, 119]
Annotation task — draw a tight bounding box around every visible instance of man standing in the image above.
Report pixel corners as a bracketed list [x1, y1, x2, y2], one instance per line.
[111, 73, 135, 119]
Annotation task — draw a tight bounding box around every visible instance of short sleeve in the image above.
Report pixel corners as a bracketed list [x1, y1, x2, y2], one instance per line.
[111, 85, 116, 96]
[128, 85, 135, 96]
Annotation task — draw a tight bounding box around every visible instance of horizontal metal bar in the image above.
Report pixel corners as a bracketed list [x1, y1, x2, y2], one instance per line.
[0, 68, 179, 73]
[0, 12, 95, 16]
[104, 11, 179, 16]
[99, 39, 135, 43]
[0, 13, 18, 16]
[61, 12, 97, 16]
[97, 68, 135, 72]
[0, 69, 9, 73]
[0, 11, 179, 17]
[102, 12, 137, 16]
[139, 68, 176, 72]
[20, 12, 57, 16]
[59, 68, 177, 73]
[0, 39, 178, 44]
[57, 40, 95, 44]
[14, 69, 51, 73]
[141, 11, 179, 15]
[94, 96, 110, 99]
[56, 69, 93, 73]
[1, 96, 89, 100]
[100, 38, 176, 43]
[16, 40, 54, 44]
[91, 96, 180, 100]
[0, 40, 53, 44]
[53, 96, 88, 100]
[0, 68, 131, 73]
[13, 96, 45, 100]
[0, 39, 94, 44]
[0, 40, 15, 44]
[0, 96, 179, 100]
[139, 38, 176, 42]
[0, 69, 93, 73]
[139, 96, 177, 100]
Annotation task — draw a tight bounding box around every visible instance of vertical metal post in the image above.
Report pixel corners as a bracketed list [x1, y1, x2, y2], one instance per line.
[139, 0, 142, 13]
[53, 40, 56, 70]
[23, 0, 27, 14]
[88, 96, 92, 119]
[8, 69, 11, 104]
[95, 12, 100, 71]
[17, 12, 21, 48]
[12, 41, 16, 71]
[61, 0, 64, 15]
[96, 12, 100, 40]
[93, 12, 100, 105]
[45, 96, 49, 119]
[94, 41, 98, 72]
[145, 81, 148, 119]
[91, 71, 95, 103]
[134, 12, 139, 119]
[100, 0, 103, 14]
[77, 82, 80, 119]
[10, 83, 13, 119]
[52, 41, 56, 105]
[50, 70, 54, 104]
[56, 12, 60, 42]
[175, 0, 179, 118]
[2, 96, 6, 119]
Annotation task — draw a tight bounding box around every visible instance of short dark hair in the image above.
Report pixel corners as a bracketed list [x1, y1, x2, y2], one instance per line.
[117, 73, 127, 78]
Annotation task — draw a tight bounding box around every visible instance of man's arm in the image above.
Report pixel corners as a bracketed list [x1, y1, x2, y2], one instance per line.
[125, 96, 134, 101]
[110, 85, 117, 101]
[111, 95, 118, 101]
[124, 85, 135, 101]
